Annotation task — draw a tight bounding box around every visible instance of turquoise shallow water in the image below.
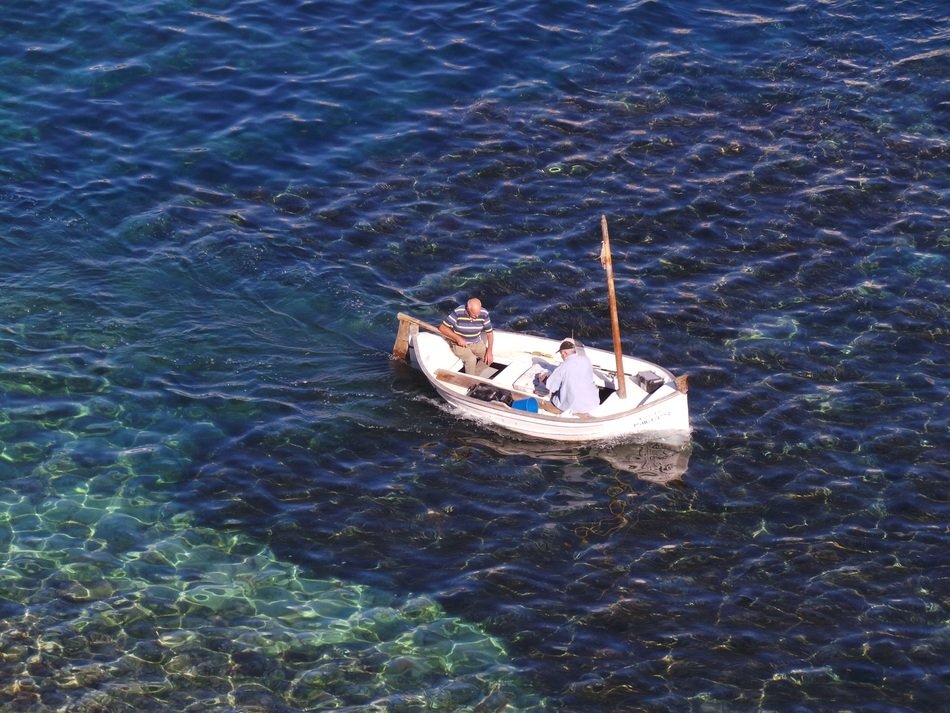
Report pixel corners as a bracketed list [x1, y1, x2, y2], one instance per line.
[1, 0, 947, 710]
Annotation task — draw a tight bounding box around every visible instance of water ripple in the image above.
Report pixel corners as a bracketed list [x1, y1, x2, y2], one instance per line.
[1, 0, 947, 710]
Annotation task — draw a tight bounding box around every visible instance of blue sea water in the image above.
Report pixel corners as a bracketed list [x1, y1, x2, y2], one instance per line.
[1, 0, 947, 710]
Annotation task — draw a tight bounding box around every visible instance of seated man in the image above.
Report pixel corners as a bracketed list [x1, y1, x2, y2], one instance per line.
[438, 298, 494, 375]
[539, 340, 599, 415]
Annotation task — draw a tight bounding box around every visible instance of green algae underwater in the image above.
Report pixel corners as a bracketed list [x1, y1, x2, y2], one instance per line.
[0, 360, 545, 711]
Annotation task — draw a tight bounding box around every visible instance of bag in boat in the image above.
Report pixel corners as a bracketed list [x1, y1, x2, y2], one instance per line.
[636, 370, 664, 394]
[467, 383, 513, 406]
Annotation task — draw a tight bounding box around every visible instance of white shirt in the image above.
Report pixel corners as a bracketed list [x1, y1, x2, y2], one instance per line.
[546, 353, 599, 414]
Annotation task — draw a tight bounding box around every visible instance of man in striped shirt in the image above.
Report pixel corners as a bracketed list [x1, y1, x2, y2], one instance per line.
[438, 298, 494, 375]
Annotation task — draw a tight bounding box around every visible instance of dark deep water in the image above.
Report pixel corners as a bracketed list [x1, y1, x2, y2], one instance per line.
[1, 1, 947, 710]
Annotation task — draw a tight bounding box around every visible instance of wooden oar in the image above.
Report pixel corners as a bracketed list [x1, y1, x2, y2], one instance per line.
[393, 312, 448, 360]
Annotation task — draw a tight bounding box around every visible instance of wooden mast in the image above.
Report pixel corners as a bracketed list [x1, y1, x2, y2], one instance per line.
[600, 215, 627, 399]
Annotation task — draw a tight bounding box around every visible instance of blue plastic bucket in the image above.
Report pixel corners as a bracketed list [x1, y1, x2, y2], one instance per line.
[511, 398, 539, 413]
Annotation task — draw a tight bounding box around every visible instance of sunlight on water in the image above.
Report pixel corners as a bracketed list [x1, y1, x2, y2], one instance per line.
[0, 363, 544, 711]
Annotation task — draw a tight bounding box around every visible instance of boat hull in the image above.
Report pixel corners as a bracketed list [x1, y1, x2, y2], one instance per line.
[400, 320, 690, 443]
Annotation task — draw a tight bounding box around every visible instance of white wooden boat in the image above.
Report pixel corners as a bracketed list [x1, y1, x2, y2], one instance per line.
[393, 313, 690, 442]
[393, 216, 690, 442]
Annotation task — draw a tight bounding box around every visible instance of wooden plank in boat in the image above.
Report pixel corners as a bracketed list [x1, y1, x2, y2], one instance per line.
[434, 369, 561, 414]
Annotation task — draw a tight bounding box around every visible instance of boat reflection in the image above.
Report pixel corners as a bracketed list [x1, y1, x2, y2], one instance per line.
[466, 434, 692, 486]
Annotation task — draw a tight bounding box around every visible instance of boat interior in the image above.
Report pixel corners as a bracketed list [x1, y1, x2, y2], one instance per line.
[417, 333, 666, 416]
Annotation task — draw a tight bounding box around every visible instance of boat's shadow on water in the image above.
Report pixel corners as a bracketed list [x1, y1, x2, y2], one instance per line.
[464, 432, 693, 487]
